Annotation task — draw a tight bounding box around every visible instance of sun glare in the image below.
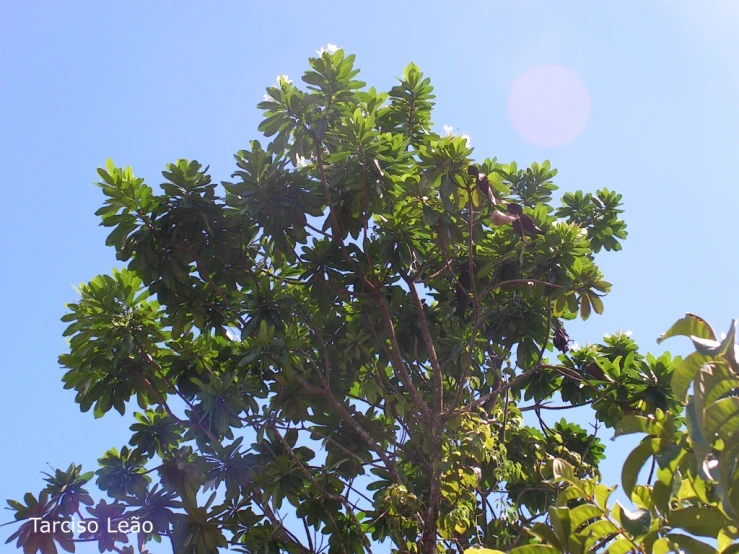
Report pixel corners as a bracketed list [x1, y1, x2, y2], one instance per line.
[508, 64, 591, 147]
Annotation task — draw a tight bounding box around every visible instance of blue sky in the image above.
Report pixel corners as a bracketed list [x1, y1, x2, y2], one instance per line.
[2, 2, 739, 552]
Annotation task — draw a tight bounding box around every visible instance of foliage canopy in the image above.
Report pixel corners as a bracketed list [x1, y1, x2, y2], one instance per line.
[6, 49, 739, 554]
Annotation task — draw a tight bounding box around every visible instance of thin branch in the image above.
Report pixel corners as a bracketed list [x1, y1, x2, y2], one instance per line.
[400, 271, 444, 414]
[287, 360, 405, 486]
[269, 424, 372, 553]
[372, 289, 433, 421]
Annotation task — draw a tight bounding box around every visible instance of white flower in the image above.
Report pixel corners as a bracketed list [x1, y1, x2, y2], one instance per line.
[295, 154, 308, 168]
[277, 74, 292, 85]
[317, 43, 339, 56]
[625, 330, 633, 337]
[443, 125, 471, 145]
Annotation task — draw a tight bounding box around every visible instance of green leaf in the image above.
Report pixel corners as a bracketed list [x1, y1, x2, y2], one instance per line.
[605, 538, 635, 554]
[528, 523, 563, 549]
[652, 537, 671, 554]
[622, 439, 657, 497]
[548, 505, 573, 551]
[719, 429, 739, 518]
[698, 362, 739, 408]
[686, 397, 711, 464]
[614, 415, 663, 438]
[552, 458, 578, 484]
[691, 320, 736, 357]
[672, 351, 714, 403]
[580, 295, 591, 320]
[580, 519, 619, 551]
[594, 484, 615, 511]
[570, 504, 603, 530]
[657, 313, 716, 344]
[667, 534, 717, 554]
[509, 546, 561, 554]
[555, 484, 588, 507]
[590, 294, 604, 315]
[704, 397, 739, 442]
[667, 506, 728, 537]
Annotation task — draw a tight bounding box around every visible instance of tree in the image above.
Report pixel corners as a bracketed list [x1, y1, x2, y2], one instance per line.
[467, 314, 739, 554]
[7, 48, 734, 554]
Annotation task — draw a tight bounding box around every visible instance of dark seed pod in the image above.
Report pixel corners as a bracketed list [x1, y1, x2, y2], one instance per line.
[512, 214, 544, 237]
[468, 164, 497, 205]
[506, 203, 523, 216]
[490, 210, 516, 226]
[553, 327, 570, 353]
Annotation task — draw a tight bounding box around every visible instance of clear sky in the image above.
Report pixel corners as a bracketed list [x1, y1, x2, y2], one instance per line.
[2, 2, 739, 552]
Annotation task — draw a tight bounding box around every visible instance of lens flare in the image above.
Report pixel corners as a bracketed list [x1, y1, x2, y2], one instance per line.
[508, 65, 591, 147]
